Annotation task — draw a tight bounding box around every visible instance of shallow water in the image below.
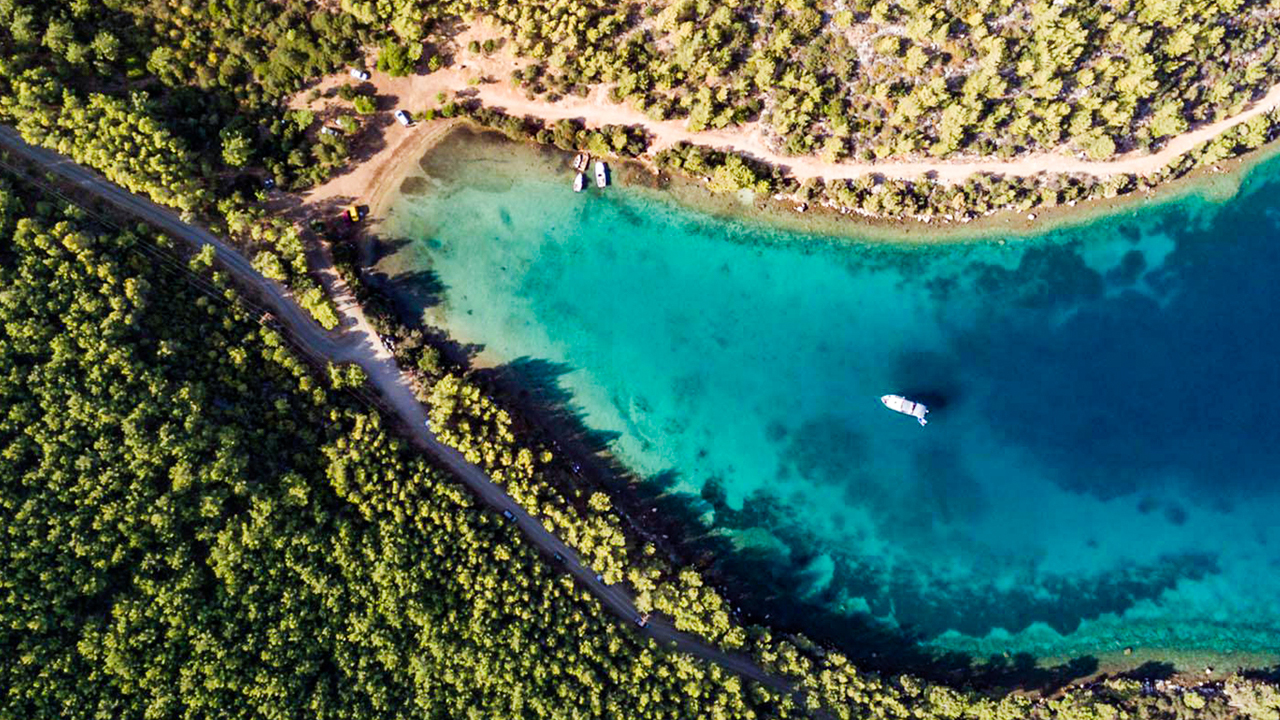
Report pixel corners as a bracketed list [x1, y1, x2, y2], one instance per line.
[378, 128, 1280, 675]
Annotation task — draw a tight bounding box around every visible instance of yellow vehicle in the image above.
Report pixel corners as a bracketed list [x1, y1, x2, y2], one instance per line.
[345, 204, 361, 222]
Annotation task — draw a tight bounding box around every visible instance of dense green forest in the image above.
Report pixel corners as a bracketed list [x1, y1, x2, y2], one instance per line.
[0, 0, 362, 326]
[8, 0, 1273, 169]
[4, 0, 1280, 230]
[361, 0, 1280, 161]
[0, 174, 807, 719]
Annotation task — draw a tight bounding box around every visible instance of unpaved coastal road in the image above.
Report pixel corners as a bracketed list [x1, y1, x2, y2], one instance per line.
[0, 125, 790, 694]
[294, 25, 1280, 189]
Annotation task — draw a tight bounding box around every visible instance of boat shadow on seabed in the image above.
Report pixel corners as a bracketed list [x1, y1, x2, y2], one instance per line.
[900, 391, 952, 413]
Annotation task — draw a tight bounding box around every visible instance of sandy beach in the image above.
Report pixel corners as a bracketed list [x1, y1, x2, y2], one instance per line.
[307, 118, 1279, 251]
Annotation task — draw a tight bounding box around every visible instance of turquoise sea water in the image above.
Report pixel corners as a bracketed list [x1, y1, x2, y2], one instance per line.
[378, 128, 1280, 676]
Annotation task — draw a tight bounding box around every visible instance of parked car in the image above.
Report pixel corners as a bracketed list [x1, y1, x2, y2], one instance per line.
[349, 68, 370, 81]
[553, 551, 564, 563]
[635, 613, 650, 628]
[320, 126, 339, 136]
[394, 109, 413, 127]
[502, 509, 515, 522]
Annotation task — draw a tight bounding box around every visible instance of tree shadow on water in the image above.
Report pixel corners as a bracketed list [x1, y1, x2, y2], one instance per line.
[377, 268, 446, 311]
[1243, 664, 1280, 682]
[365, 235, 415, 266]
[357, 234, 448, 313]
[1121, 661, 1177, 681]
[474, 356, 620, 456]
[696, 545, 1107, 692]
[654, 477, 1216, 693]
[976, 654, 1101, 695]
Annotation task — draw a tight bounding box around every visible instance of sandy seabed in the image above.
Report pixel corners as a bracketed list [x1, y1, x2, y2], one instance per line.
[351, 118, 1280, 251]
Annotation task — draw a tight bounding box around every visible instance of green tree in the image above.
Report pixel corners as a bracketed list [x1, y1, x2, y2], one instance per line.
[377, 39, 417, 77]
[221, 127, 254, 167]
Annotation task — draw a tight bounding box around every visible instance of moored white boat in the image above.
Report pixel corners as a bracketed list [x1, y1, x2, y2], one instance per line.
[881, 394, 928, 426]
[595, 160, 609, 188]
[574, 172, 586, 192]
[573, 153, 587, 171]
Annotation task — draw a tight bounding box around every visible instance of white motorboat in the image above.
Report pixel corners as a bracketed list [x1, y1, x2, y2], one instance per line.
[881, 394, 928, 426]
[595, 160, 609, 188]
[574, 172, 586, 192]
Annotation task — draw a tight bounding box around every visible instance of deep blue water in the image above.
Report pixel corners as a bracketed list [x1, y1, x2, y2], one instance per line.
[378, 128, 1280, 676]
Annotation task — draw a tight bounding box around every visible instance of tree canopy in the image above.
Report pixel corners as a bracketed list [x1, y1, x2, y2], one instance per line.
[0, 174, 797, 720]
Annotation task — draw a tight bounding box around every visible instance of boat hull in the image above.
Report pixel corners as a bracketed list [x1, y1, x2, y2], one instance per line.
[881, 394, 928, 425]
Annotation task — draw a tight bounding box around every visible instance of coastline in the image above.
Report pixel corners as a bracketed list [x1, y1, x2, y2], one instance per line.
[1057, 646, 1280, 687]
[302, 116, 463, 233]
[356, 119, 1280, 250]
[294, 22, 1280, 238]
[366, 120, 463, 226]
[359, 126, 1280, 686]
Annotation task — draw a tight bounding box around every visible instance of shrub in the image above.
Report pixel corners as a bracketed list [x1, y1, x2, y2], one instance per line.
[377, 39, 417, 77]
